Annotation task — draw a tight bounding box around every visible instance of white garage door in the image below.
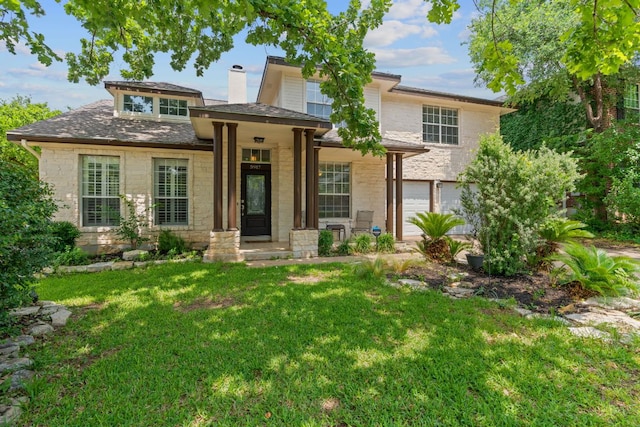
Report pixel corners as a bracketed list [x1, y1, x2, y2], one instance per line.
[398, 181, 431, 237]
[440, 182, 476, 235]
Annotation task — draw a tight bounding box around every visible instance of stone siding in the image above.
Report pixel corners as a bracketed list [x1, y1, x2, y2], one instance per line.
[289, 229, 319, 258]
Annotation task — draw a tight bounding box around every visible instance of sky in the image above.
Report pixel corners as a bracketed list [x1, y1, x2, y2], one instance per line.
[0, 0, 498, 112]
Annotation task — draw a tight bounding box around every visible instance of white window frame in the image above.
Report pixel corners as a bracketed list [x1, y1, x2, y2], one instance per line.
[318, 162, 351, 219]
[306, 79, 333, 121]
[81, 155, 120, 227]
[123, 94, 154, 114]
[154, 158, 189, 226]
[624, 84, 640, 120]
[159, 98, 188, 117]
[422, 105, 459, 145]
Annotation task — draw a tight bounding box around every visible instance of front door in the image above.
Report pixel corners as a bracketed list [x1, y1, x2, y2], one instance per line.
[241, 163, 271, 236]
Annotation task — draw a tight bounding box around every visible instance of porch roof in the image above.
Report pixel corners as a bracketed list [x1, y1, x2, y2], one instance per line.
[316, 129, 430, 155]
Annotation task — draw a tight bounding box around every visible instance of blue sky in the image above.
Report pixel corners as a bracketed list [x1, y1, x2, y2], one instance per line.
[0, 0, 497, 111]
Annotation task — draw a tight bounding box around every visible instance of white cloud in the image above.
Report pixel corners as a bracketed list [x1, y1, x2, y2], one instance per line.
[0, 40, 31, 55]
[372, 46, 456, 68]
[387, 0, 431, 20]
[7, 63, 67, 81]
[365, 20, 423, 47]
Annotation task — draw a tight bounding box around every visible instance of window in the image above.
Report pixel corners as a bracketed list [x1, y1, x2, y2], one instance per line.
[422, 105, 459, 145]
[154, 159, 188, 225]
[306, 80, 332, 120]
[123, 95, 153, 114]
[319, 162, 350, 218]
[242, 149, 271, 163]
[159, 98, 188, 117]
[81, 156, 120, 226]
[624, 84, 640, 120]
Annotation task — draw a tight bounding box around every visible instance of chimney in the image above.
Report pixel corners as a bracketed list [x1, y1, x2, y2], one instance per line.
[228, 64, 247, 104]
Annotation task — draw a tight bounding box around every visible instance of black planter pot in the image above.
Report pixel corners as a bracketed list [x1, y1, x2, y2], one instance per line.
[466, 254, 484, 271]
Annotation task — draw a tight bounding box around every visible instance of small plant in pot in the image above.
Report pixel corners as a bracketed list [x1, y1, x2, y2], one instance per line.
[454, 190, 486, 271]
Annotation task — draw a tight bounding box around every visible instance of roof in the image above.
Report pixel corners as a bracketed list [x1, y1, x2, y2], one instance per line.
[317, 129, 429, 154]
[391, 85, 506, 108]
[104, 81, 203, 98]
[189, 103, 333, 129]
[7, 100, 212, 150]
[265, 56, 402, 82]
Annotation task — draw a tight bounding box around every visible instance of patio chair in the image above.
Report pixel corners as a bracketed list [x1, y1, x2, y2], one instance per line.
[350, 210, 374, 235]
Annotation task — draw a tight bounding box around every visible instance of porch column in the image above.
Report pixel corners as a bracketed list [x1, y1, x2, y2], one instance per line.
[386, 152, 394, 234]
[213, 121, 224, 231]
[226, 122, 238, 230]
[293, 128, 303, 229]
[395, 153, 403, 241]
[314, 147, 320, 229]
[305, 129, 316, 229]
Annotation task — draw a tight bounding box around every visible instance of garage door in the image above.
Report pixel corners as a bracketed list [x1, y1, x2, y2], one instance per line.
[398, 181, 431, 237]
[440, 182, 476, 235]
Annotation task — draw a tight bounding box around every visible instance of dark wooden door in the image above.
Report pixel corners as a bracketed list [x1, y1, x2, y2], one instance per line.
[241, 164, 271, 236]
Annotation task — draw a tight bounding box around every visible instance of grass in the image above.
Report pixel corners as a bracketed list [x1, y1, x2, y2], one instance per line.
[15, 261, 640, 426]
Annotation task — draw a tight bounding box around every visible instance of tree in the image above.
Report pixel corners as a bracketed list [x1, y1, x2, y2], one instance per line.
[0, 159, 57, 332]
[467, 0, 640, 133]
[458, 133, 580, 276]
[1, 96, 61, 176]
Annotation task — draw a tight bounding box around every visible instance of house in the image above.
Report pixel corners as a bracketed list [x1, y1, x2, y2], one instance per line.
[7, 56, 510, 261]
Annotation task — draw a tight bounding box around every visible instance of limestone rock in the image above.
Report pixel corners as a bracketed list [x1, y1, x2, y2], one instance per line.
[564, 308, 640, 331]
[50, 309, 72, 327]
[445, 287, 475, 298]
[0, 343, 19, 358]
[0, 357, 33, 375]
[9, 306, 40, 317]
[568, 327, 611, 340]
[582, 296, 640, 311]
[28, 323, 54, 337]
[11, 335, 35, 347]
[123, 249, 148, 261]
[87, 261, 114, 272]
[10, 369, 35, 391]
[398, 279, 424, 287]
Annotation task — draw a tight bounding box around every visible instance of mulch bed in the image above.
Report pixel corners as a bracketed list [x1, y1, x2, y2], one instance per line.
[397, 261, 596, 314]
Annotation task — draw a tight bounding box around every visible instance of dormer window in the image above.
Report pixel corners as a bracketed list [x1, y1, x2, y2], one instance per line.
[160, 98, 188, 117]
[123, 95, 153, 114]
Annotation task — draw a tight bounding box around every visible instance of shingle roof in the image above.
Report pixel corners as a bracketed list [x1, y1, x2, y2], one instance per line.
[265, 56, 402, 81]
[391, 85, 505, 107]
[7, 100, 211, 149]
[317, 129, 429, 153]
[189, 103, 333, 129]
[104, 81, 203, 97]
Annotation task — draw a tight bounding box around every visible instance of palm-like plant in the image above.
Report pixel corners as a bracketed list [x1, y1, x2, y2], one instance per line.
[408, 212, 465, 262]
[536, 218, 594, 269]
[550, 242, 640, 297]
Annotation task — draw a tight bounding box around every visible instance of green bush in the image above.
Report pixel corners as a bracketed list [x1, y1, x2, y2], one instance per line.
[336, 238, 353, 256]
[50, 221, 81, 253]
[408, 212, 464, 262]
[535, 218, 593, 268]
[157, 229, 186, 254]
[318, 230, 334, 256]
[446, 237, 472, 261]
[353, 257, 387, 280]
[458, 133, 580, 275]
[354, 233, 372, 254]
[54, 246, 90, 266]
[376, 233, 395, 253]
[1, 159, 57, 333]
[114, 195, 150, 249]
[550, 242, 640, 297]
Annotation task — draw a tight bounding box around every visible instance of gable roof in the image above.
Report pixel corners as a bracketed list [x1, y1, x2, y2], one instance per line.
[104, 81, 204, 98]
[7, 100, 212, 150]
[391, 85, 506, 108]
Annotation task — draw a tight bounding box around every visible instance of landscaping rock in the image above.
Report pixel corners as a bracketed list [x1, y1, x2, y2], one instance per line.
[123, 249, 148, 261]
[50, 309, 72, 327]
[445, 287, 476, 298]
[27, 323, 54, 337]
[513, 307, 533, 317]
[9, 306, 40, 317]
[112, 261, 134, 270]
[58, 265, 88, 273]
[10, 369, 35, 391]
[0, 357, 33, 375]
[11, 335, 35, 348]
[582, 297, 640, 311]
[568, 327, 611, 340]
[564, 308, 640, 331]
[398, 279, 424, 287]
[86, 261, 115, 272]
[38, 304, 65, 316]
[0, 343, 19, 358]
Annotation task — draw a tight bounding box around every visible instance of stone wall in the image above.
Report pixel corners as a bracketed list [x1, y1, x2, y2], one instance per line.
[290, 229, 319, 258]
[203, 230, 242, 262]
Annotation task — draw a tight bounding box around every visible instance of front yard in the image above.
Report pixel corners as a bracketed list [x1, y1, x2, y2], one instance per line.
[12, 261, 640, 425]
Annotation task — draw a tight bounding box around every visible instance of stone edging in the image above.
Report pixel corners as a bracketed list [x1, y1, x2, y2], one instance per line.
[1, 301, 71, 425]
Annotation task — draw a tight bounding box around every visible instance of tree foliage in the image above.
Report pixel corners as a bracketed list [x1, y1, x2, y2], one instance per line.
[458, 133, 580, 276]
[0, 159, 57, 331]
[468, 0, 640, 132]
[0, 95, 61, 175]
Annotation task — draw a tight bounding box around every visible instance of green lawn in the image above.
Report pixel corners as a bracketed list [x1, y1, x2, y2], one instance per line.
[18, 261, 640, 426]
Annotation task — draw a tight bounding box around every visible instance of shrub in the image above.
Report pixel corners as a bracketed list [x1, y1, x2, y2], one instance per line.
[157, 229, 186, 254]
[376, 233, 395, 253]
[336, 237, 353, 256]
[114, 195, 150, 249]
[458, 133, 580, 275]
[550, 242, 640, 297]
[446, 237, 472, 261]
[318, 230, 334, 256]
[1, 159, 57, 333]
[408, 212, 464, 262]
[535, 218, 593, 269]
[353, 257, 387, 280]
[54, 246, 90, 266]
[50, 221, 81, 253]
[354, 233, 373, 254]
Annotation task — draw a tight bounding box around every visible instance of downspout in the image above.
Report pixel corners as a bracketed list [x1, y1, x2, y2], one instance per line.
[20, 139, 40, 160]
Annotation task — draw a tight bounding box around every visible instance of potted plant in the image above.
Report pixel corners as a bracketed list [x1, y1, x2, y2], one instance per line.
[454, 187, 486, 271]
